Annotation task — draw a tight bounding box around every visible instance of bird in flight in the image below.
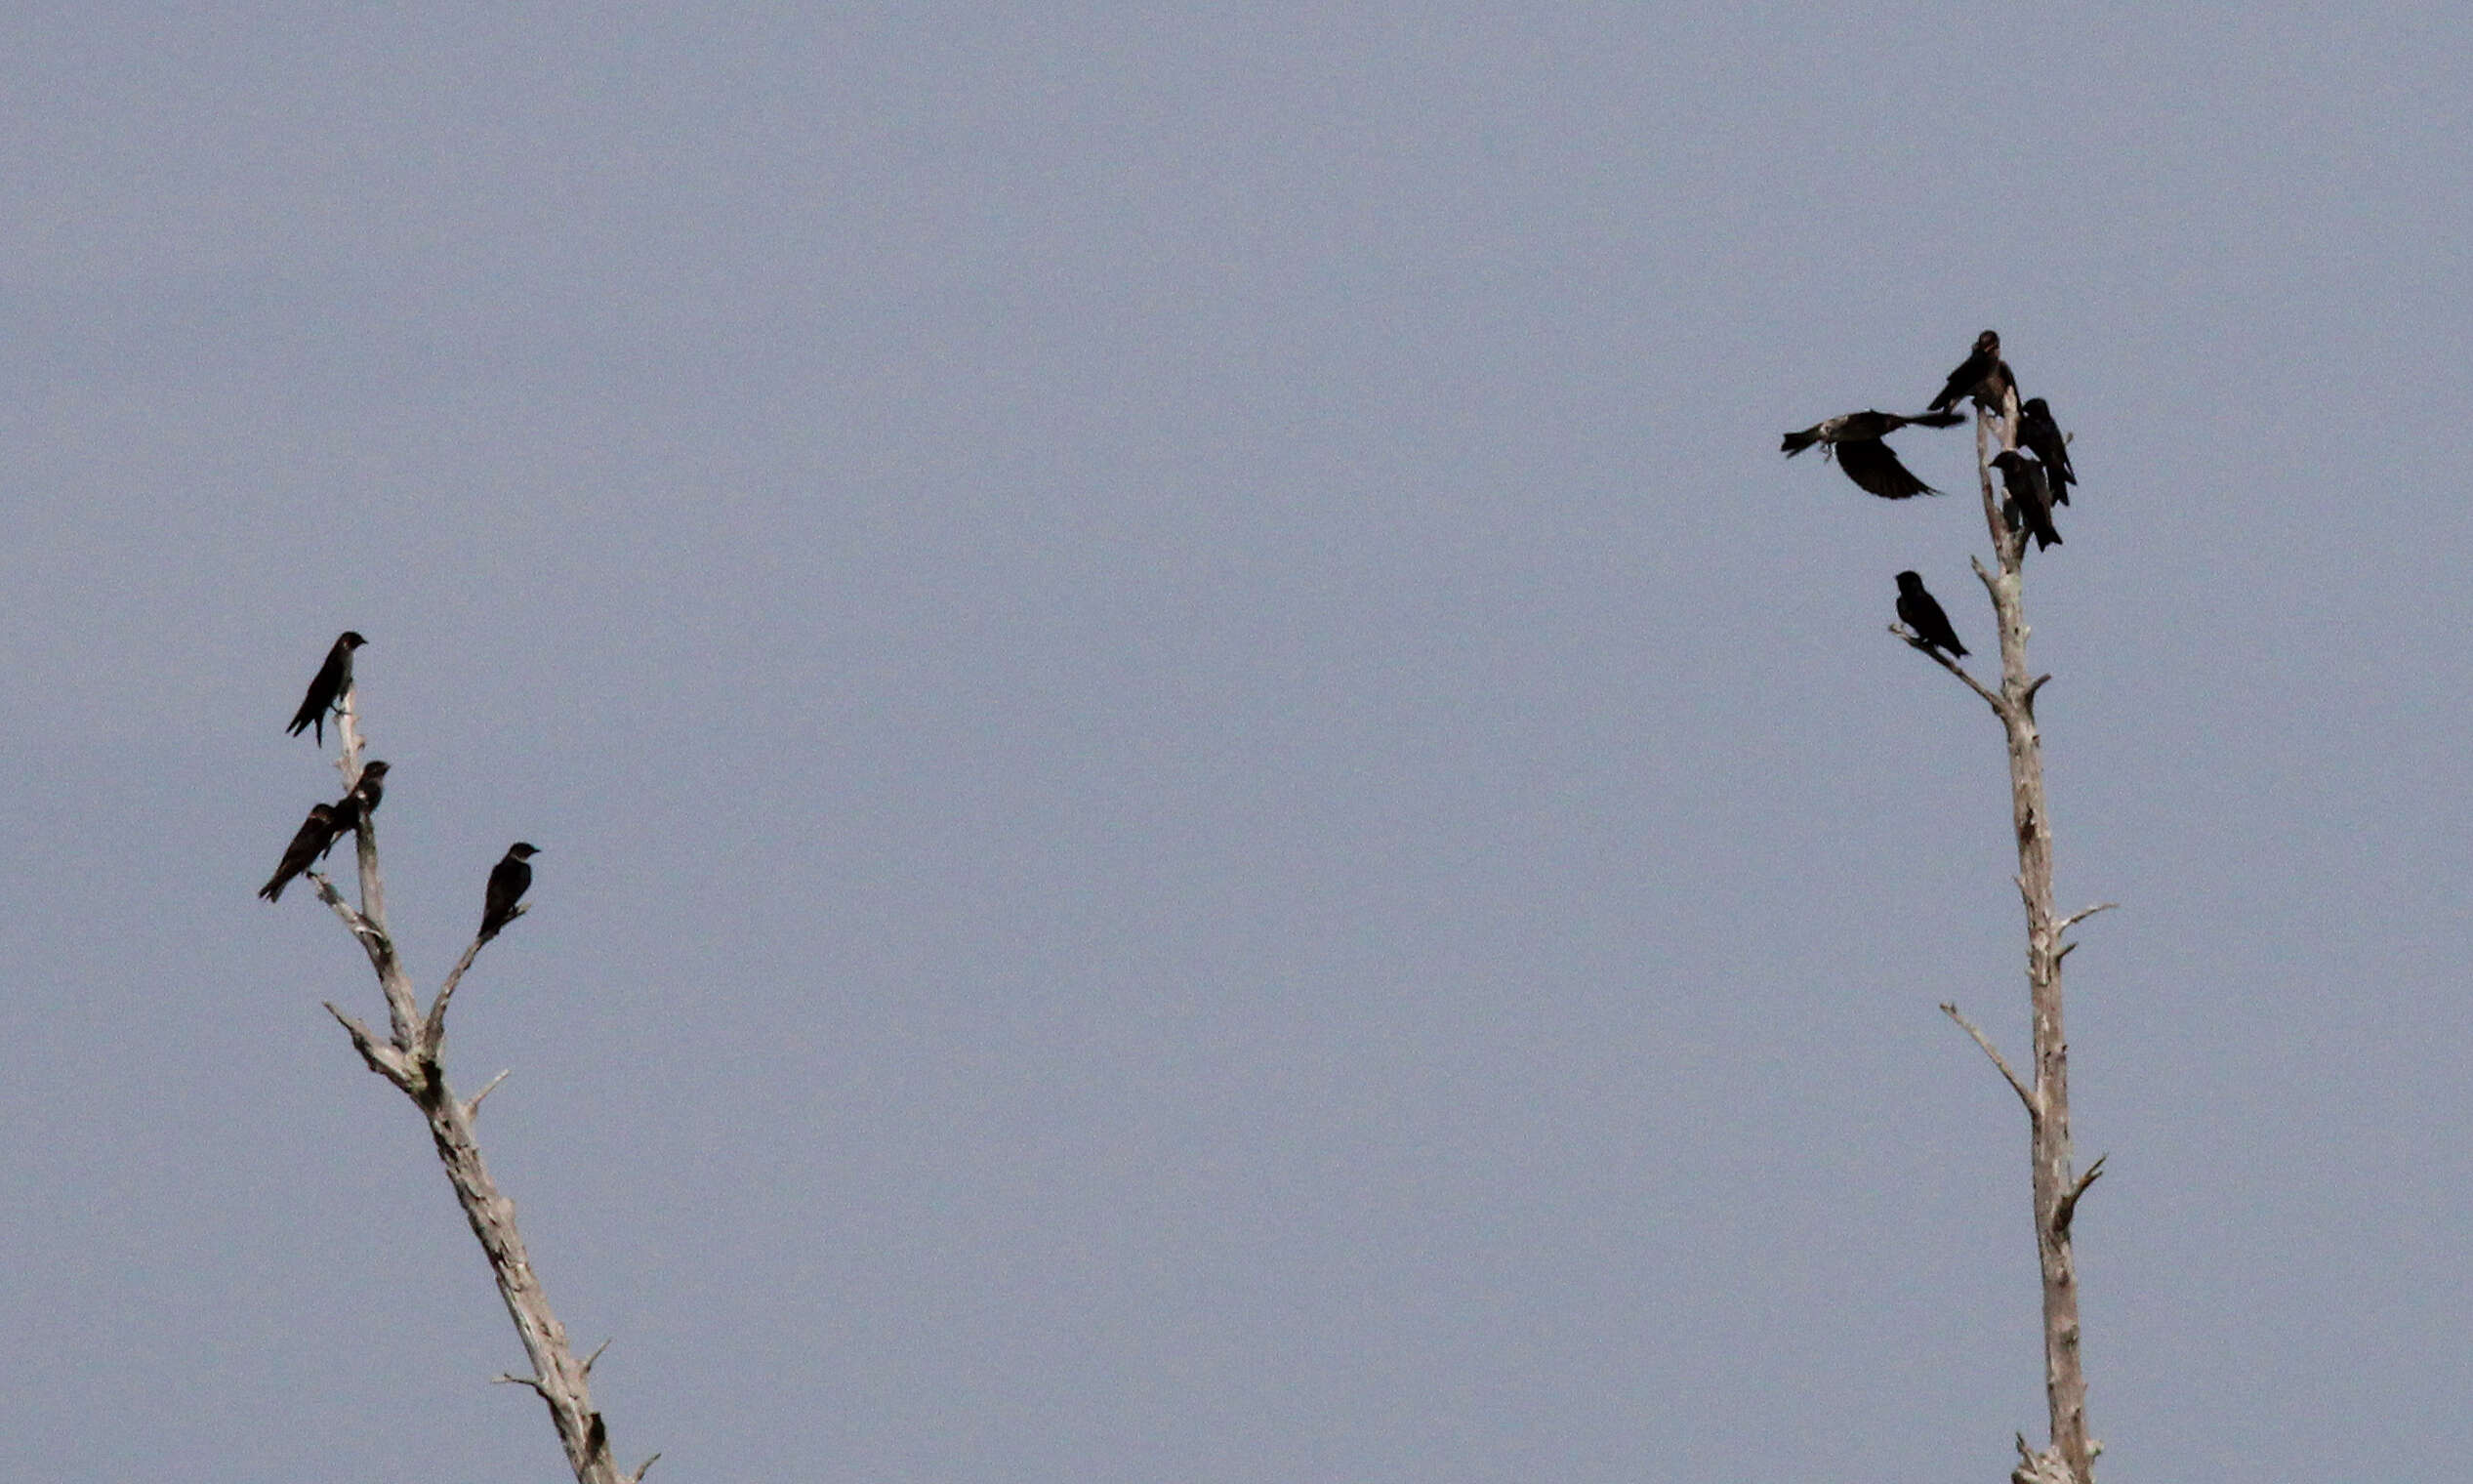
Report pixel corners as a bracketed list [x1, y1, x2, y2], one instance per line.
[480, 843, 540, 939]
[287, 632, 367, 747]
[258, 803, 341, 902]
[1928, 331, 2016, 415]
[1780, 409, 1966, 499]
[2017, 397, 2077, 503]
[1894, 571, 1968, 659]
[1992, 451, 2063, 551]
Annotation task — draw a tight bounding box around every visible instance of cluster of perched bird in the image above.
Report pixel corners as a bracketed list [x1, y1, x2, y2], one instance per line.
[1781, 330, 2078, 660]
[258, 630, 540, 942]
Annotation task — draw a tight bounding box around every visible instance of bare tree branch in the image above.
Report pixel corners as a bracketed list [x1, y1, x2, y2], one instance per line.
[2014, 1436, 2076, 1484]
[2055, 901, 2119, 935]
[324, 1002, 413, 1090]
[1941, 1002, 2035, 1115]
[1889, 623, 2008, 715]
[627, 1452, 663, 1483]
[295, 665, 635, 1482]
[422, 933, 492, 1060]
[464, 1068, 512, 1120]
[494, 1372, 553, 1400]
[309, 872, 388, 966]
[1966, 389, 2099, 1480]
[583, 1338, 612, 1376]
[2052, 1154, 2107, 1237]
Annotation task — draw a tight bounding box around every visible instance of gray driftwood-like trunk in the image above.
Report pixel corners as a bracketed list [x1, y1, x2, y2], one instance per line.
[1894, 391, 2110, 1484]
[305, 694, 653, 1484]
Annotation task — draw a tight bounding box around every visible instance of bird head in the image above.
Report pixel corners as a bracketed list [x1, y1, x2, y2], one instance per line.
[339, 631, 368, 648]
[1974, 330, 1999, 353]
[308, 802, 337, 823]
[1991, 450, 2025, 473]
[508, 843, 540, 859]
[2021, 397, 2049, 417]
[1895, 570, 1924, 592]
[357, 760, 391, 782]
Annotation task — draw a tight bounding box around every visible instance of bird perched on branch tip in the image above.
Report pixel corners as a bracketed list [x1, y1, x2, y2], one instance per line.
[1894, 571, 1968, 659]
[480, 843, 539, 938]
[287, 632, 367, 747]
[1928, 330, 2016, 415]
[1780, 408, 1965, 499]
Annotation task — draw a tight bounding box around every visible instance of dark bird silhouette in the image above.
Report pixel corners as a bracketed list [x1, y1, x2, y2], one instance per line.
[330, 760, 391, 835]
[286, 632, 367, 747]
[1780, 409, 1966, 499]
[258, 803, 340, 902]
[1894, 571, 1968, 659]
[1928, 330, 2016, 415]
[2018, 397, 2077, 502]
[480, 843, 539, 938]
[1992, 451, 2063, 551]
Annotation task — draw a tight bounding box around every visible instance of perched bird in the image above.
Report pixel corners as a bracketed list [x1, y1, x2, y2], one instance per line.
[287, 632, 368, 747]
[1894, 571, 1968, 659]
[2018, 397, 2077, 502]
[258, 803, 340, 902]
[1928, 330, 2017, 415]
[330, 760, 392, 835]
[480, 843, 540, 938]
[1992, 451, 2063, 551]
[1780, 408, 1966, 499]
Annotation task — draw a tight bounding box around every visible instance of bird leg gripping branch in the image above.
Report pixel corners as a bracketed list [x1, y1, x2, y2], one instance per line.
[275, 659, 642, 1484]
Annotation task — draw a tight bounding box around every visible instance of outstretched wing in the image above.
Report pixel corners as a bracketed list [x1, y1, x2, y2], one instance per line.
[1834, 437, 1938, 499]
[1927, 353, 1982, 413]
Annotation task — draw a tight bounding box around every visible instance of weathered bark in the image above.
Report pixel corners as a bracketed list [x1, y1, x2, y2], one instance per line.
[305, 692, 653, 1484]
[1899, 390, 2108, 1482]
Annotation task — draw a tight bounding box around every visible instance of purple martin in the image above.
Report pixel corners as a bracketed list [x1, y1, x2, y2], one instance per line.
[1992, 450, 2063, 551]
[286, 632, 367, 747]
[2018, 397, 2077, 503]
[1894, 571, 1968, 659]
[329, 760, 391, 836]
[1927, 330, 2017, 415]
[1780, 409, 1966, 499]
[258, 803, 341, 902]
[479, 843, 539, 939]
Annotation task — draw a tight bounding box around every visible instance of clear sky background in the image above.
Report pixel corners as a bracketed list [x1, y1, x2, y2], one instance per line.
[4, 4, 2468, 1480]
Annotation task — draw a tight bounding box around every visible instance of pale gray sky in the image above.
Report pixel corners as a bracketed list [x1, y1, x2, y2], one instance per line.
[5, 4, 2470, 1480]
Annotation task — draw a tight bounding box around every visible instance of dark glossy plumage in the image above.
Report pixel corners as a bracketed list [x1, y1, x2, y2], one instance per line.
[258, 803, 340, 902]
[330, 760, 391, 836]
[1894, 571, 1967, 658]
[287, 632, 367, 746]
[1928, 330, 2016, 415]
[1780, 409, 1964, 499]
[2018, 397, 2077, 503]
[1992, 450, 2063, 551]
[480, 843, 539, 938]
